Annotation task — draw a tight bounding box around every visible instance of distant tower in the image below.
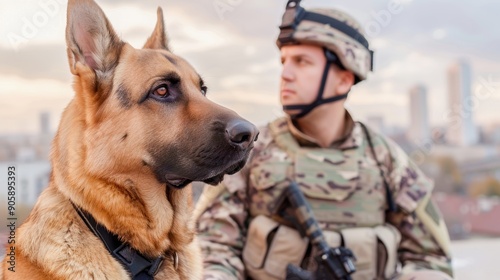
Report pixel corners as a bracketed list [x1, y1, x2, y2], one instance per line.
[38, 112, 52, 160]
[366, 115, 385, 134]
[40, 112, 50, 135]
[408, 84, 430, 143]
[446, 60, 478, 146]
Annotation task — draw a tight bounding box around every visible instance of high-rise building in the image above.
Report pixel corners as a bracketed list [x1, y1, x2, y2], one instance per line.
[39, 112, 52, 160]
[446, 60, 478, 146]
[366, 115, 385, 135]
[408, 84, 431, 144]
[40, 112, 50, 135]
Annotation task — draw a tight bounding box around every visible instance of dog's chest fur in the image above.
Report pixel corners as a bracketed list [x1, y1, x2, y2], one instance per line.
[14, 185, 199, 280]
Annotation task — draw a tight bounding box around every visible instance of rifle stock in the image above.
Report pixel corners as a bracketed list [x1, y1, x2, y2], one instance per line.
[276, 182, 356, 280]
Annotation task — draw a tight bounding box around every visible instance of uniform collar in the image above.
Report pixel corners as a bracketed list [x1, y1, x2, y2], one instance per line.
[286, 110, 359, 149]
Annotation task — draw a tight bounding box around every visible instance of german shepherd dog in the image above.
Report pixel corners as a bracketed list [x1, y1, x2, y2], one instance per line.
[1, 0, 258, 279]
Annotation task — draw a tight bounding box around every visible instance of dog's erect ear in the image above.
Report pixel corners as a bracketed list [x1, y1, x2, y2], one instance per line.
[143, 7, 169, 50]
[66, 0, 123, 75]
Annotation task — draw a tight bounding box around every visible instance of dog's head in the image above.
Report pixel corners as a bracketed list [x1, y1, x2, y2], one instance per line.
[64, 0, 258, 189]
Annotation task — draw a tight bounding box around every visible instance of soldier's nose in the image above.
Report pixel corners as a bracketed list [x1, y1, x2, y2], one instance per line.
[225, 119, 259, 150]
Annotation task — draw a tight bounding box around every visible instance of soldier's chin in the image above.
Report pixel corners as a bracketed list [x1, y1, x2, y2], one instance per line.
[282, 108, 301, 117]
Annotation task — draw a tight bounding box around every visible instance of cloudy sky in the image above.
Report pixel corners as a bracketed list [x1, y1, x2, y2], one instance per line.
[0, 0, 499, 134]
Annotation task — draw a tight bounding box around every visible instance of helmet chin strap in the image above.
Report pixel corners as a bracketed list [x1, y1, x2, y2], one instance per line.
[283, 48, 349, 119]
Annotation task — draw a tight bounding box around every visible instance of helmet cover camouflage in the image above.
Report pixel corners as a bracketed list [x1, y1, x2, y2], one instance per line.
[277, 1, 374, 81]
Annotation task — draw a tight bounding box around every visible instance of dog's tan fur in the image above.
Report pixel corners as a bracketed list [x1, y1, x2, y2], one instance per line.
[1, 1, 256, 279]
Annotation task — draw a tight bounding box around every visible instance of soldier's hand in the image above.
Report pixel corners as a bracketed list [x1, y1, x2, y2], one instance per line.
[286, 264, 313, 280]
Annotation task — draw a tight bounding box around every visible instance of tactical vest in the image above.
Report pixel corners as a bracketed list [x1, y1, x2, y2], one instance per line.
[242, 118, 401, 280]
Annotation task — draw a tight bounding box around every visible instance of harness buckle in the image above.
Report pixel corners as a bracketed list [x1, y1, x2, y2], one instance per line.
[147, 256, 165, 276]
[114, 243, 135, 265]
[172, 251, 179, 270]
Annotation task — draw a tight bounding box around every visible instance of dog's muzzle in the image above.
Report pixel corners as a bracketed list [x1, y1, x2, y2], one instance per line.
[155, 118, 258, 189]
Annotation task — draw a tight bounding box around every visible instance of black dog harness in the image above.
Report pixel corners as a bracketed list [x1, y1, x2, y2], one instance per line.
[72, 203, 177, 279]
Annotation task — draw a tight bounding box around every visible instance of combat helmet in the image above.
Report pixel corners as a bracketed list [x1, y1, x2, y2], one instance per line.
[277, 0, 374, 118]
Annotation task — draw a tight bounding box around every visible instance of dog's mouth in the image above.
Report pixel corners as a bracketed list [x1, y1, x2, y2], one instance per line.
[164, 159, 246, 189]
[164, 176, 191, 189]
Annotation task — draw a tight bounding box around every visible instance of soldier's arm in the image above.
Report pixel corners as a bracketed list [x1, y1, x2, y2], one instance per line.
[380, 137, 453, 278]
[396, 196, 453, 278]
[197, 170, 249, 280]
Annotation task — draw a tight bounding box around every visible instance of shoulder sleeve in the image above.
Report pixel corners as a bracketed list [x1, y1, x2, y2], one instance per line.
[383, 136, 433, 214]
[376, 134, 453, 277]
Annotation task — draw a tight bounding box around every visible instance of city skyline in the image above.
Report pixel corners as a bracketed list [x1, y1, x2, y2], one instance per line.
[446, 60, 479, 146]
[409, 84, 431, 143]
[1, 0, 499, 134]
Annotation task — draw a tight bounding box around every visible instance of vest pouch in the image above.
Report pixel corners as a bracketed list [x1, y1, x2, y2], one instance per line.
[374, 224, 401, 279]
[243, 215, 309, 280]
[340, 227, 378, 280]
[327, 225, 400, 280]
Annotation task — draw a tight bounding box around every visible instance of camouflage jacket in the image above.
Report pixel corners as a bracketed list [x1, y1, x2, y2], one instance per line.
[197, 113, 453, 279]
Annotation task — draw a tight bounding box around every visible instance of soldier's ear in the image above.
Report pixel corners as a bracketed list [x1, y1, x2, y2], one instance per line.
[335, 68, 355, 95]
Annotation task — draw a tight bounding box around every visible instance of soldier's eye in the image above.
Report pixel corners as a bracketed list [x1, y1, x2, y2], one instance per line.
[296, 57, 307, 65]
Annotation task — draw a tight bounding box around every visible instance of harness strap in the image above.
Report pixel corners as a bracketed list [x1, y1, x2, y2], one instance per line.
[72, 203, 171, 279]
[358, 122, 397, 213]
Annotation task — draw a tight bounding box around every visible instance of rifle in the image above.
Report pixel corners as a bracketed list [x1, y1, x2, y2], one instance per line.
[274, 182, 356, 280]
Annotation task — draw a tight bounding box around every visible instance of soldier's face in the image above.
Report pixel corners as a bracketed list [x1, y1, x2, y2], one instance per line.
[279, 44, 352, 115]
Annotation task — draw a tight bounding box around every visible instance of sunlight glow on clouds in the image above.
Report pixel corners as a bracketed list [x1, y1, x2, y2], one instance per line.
[0, 75, 72, 133]
[0, 0, 499, 133]
[432, 28, 448, 40]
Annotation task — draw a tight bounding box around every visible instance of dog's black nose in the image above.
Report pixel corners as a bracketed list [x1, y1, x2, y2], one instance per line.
[225, 119, 259, 150]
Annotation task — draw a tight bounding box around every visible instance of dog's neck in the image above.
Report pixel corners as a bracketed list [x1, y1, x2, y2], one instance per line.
[50, 100, 196, 257]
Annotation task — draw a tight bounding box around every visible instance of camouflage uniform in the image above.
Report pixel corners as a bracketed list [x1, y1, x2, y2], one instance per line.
[198, 2, 453, 279]
[197, 112, 453, 280]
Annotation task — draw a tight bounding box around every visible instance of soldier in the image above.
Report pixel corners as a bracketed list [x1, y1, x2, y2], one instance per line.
[196, 1, 454, 279]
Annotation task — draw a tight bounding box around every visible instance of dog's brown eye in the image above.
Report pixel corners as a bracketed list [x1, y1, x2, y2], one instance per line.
[149, 84, 176, 103]
[154, 86, 169, 97]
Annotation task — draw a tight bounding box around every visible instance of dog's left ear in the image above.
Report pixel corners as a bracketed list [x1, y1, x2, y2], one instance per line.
[66, 0, 123, 76]
[143, 7, 170, 50]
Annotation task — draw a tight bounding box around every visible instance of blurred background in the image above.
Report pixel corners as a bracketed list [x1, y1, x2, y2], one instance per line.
[0, 0, 499, 278]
